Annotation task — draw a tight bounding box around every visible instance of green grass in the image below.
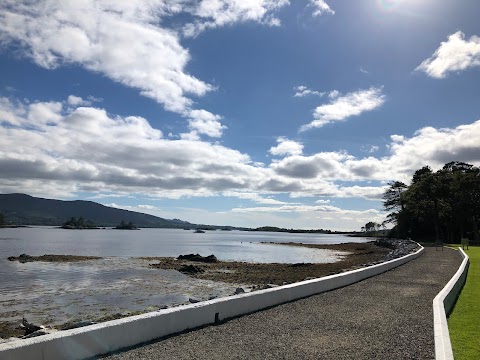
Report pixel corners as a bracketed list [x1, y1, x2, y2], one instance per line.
[447, 246, 480, 360]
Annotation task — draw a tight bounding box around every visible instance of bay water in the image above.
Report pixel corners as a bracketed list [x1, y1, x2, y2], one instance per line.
[0, 227, 368, 333]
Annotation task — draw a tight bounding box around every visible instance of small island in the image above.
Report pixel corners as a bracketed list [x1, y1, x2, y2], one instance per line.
[0, 212, 25, 228]
[61, 217, 99, 229]
[114, 220, 139, 230]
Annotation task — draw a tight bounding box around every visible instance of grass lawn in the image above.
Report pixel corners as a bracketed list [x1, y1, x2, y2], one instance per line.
[447, 246, 480, 360]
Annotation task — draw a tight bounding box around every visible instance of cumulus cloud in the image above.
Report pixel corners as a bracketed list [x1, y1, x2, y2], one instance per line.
[293, 85, 325, 98]
[0, 1, 212, 114]
[269, 137, 304, 156]
[0, 96, 260, 199]
[222, 191, 288, 205]
[2, 95, 480, 206]
[328, 90, 340, 99]
[308, 0, 334, 16]
[187, 109, 227, 138]
[300, 87, 385, 131]
[67, 95, 91, 107]
[416, 31, 480, 78]
[182, 0, 290, 37]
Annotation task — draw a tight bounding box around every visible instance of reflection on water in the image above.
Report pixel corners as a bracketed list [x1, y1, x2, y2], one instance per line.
[0, 228, 368, 331]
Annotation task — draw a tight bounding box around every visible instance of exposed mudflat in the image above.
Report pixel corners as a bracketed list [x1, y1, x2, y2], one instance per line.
[148, 242, 392, 286]
[1, 240, 415, 342]
[103, 247, 461, 360]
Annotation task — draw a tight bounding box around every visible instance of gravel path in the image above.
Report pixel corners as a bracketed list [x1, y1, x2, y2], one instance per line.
[102, 247, 461, 360]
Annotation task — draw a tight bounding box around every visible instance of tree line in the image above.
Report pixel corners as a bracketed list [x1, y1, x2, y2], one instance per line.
[383, 161, 480, 243]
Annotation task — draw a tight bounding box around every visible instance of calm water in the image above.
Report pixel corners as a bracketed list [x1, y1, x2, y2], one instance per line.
[0, 227, 366, 262]
[0, 227, 369, 330]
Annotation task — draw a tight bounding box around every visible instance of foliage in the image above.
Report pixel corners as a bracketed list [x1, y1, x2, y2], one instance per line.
[61, 217, 97, 229]
[115, 220, 138, 230]
[384, 161, 480, 242]
[448, 246, 480, 359]
[360, 221, 386, 236]
[0, 212, 5, 226]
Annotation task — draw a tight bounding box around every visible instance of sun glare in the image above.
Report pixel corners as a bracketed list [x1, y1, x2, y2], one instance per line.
[374, 0, 431, 19]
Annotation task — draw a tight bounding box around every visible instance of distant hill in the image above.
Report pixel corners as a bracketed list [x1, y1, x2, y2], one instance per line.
[0, 193, 193, 228]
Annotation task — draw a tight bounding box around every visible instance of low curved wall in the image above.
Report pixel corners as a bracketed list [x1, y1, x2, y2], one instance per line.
[433, 248, 469, 360]
[0, 244, 424, 360]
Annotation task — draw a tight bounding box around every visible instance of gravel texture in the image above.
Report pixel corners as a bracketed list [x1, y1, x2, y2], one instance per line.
[101, 247, 461, 360]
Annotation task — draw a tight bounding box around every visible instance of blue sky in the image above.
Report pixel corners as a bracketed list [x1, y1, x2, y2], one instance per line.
[1, 0, 480, 230]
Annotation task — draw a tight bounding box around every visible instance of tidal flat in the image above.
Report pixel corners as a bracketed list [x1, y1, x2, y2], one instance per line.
[0, 241, 394, 340]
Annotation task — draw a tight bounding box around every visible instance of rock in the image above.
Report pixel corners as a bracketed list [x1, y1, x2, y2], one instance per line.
[290, 263, 312, 267]
[189, 297, 201, 303]
[177, 254, 218, 263]
[208, 295, 218, 300]
[21, 317, 43, 335]
[179, 264, 204, 274]
[266, 284, 279, 288]
[61, 321, 97, 330]
[234, 287, 245, 295]
[7, 254, 34, 263]
[22, 328, 57, 339]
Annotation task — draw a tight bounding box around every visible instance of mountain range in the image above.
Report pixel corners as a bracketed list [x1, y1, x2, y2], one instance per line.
[0, 193, 196, 228]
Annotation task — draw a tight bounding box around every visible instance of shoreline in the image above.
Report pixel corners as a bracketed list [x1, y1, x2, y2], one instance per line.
[146, 241, 392, 287]
[1, 239, 417, 341]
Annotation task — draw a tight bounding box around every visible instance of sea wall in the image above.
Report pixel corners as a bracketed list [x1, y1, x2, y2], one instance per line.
[0, 244, 424, 360]
[433, 248, 470, 360]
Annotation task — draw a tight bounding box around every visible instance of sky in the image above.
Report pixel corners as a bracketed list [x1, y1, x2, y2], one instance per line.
[1, 0, 480, 231]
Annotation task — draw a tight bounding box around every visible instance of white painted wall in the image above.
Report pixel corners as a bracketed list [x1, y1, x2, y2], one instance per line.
[0, 244, 424, 360]
[433, 248, 469, 360]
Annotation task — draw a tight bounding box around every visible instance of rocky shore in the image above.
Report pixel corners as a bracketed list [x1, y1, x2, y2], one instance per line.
[148, 239, 418, 287]
[1, 239, 419, 341]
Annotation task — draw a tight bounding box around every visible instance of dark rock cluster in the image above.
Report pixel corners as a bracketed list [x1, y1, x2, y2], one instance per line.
[373, 239, 420, 261]
[177, 254, 218, 263]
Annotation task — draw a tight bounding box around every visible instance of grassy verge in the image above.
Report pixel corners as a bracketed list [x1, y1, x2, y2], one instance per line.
[447, 246, 480, 360]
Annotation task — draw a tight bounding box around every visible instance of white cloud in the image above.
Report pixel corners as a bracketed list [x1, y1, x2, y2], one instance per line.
[293, 85, 325, 98]
[182, 0, 290, 37]
[315, 199, 330, 204]
[2, 95, 480, 218]
[230, 203, 383, 229]
[328, 90, 340, 99]
[187, 109, 227, 138]
[308, 0, 334, 16]
[0, 1, 213, 113]
[67, 95, 90, 107]
[269, 137, 304, 156]
[232, 203, 379, 216]
[416, 31, 480, 79]
[300, 87, 385, 131]
[222, 191, 288, 205]
[179, 131, 201, 141]
[0, 96, 262, 199]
